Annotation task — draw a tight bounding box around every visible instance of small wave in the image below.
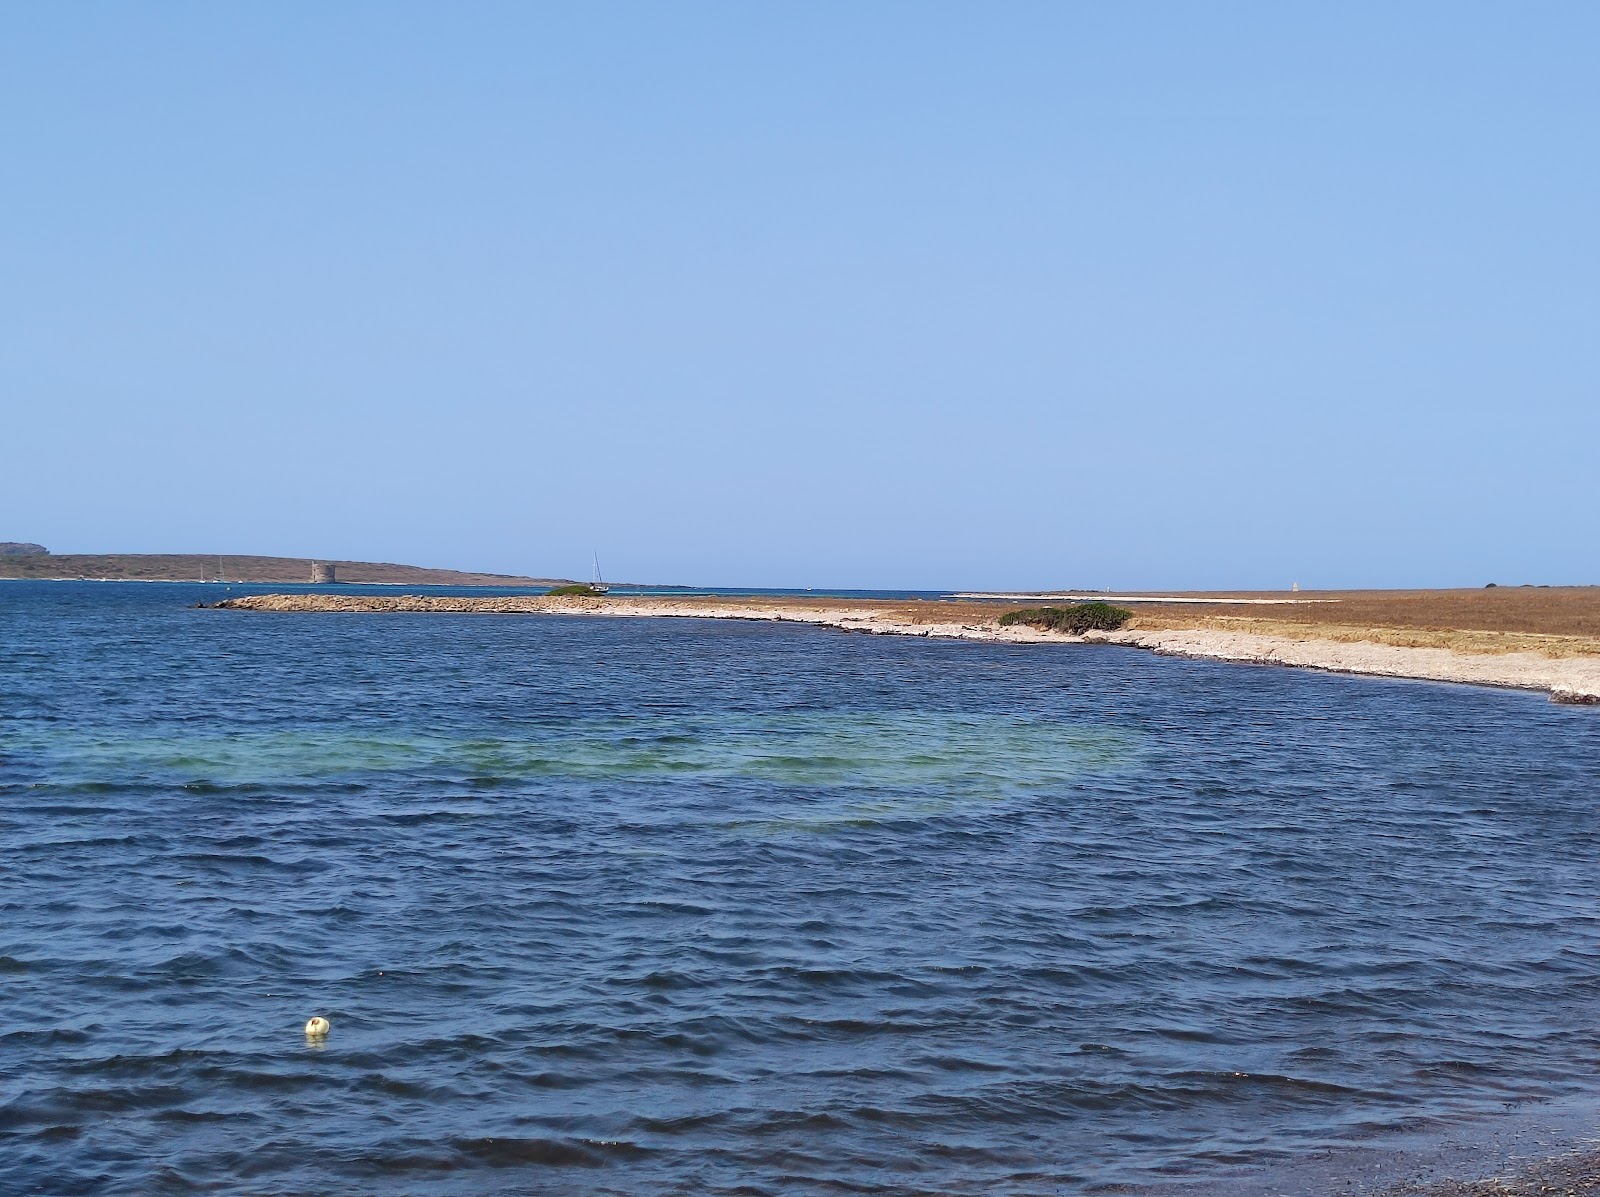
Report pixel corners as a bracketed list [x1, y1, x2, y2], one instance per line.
[450, 1134, 653, 1168]
[151, 1107, 253, 1125]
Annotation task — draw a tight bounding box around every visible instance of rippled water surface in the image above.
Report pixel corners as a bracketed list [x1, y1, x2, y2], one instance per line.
[3, 582, 1599, 1194]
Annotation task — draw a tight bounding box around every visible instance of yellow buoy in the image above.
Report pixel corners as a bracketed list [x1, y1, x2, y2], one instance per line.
[304, 1016, 331, 1037]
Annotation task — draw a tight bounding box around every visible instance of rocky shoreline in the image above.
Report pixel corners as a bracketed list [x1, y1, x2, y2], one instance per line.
[212, 593, 1600, 704]
[1386, 1148, 1600, 1196]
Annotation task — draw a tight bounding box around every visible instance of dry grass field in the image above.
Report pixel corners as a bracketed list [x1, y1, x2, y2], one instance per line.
[1122, 588, 1600, 657]
[812, 588, 1600, 658]
[1134, 587, 1600, 636]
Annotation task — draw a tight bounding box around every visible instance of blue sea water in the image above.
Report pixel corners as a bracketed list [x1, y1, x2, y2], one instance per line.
[2, 581, 1599, 1195]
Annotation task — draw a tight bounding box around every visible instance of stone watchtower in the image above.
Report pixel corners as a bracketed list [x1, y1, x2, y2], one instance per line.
[310, 562, 336, 584]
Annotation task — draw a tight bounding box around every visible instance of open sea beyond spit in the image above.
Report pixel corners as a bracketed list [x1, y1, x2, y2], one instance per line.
[2, 581, 1599, 1195]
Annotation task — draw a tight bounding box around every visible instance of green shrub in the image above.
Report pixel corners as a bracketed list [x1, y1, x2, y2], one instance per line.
[547, 583, 604, 596]
[998, 602, 1132, 634]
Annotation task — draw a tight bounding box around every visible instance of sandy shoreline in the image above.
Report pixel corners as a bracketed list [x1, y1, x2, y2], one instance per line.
[213, 593, 1600, 703]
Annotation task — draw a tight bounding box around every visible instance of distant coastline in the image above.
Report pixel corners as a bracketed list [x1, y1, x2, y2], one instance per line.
[0, 552, 565, 588]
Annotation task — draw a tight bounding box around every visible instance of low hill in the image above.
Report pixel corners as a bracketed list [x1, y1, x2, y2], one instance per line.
[0, 553, 566, 586]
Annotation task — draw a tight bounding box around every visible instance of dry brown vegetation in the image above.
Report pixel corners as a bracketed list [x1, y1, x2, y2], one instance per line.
[1122, 588, 1600, 657]
[1133, 587, 1600, 637]
[668, 589, 1600, 658]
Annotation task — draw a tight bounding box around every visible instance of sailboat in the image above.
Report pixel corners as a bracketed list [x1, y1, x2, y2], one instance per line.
[590, 552, 610, 595]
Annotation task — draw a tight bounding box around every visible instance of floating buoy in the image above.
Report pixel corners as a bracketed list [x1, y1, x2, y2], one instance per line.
[304, 1016, 331, 1037]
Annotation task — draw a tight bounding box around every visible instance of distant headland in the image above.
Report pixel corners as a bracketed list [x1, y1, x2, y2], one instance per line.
[0, 547, 564, 587]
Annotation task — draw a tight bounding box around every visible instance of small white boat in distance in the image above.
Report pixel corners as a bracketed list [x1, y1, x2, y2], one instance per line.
[590, 553, 610, 594]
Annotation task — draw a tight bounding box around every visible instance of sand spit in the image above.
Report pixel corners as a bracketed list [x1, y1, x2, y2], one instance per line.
[212, 594, 1600, 703]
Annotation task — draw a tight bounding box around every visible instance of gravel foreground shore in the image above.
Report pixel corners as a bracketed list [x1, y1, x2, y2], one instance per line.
[212, 593, 1600, 703]
[1394, 1152, 1600, 1196]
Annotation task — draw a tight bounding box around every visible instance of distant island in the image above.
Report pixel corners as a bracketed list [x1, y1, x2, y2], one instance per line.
[0, 547, 566, 587]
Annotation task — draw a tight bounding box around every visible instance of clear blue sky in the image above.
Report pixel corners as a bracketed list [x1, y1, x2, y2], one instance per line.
[3, 3, 1595, 589]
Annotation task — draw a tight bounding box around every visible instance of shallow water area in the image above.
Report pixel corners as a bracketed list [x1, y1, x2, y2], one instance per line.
[3, 581, 1599, 1195]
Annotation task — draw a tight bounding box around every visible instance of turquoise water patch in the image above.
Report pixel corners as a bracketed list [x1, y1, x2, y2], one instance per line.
[14, 713, 1138, 802]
